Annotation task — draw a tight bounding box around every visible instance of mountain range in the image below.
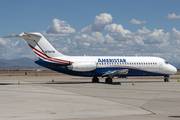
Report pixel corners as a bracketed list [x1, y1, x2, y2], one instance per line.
[0, 58, 43, 69]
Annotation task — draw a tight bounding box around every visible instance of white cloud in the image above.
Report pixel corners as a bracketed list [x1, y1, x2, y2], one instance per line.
[73, 32, 105, 49]
[142, 29, 170, 44]
[135, 27, 151, 35]
[91, 13, 113, 31]
[104, 23, 132, 41]
[3, 13, 180, 65]
[42, 19, 76, 36]
[172, 27, 180, 39]
[0, 38, 36, 59]
[104, 34, 115, 44]
[73, 25, 172, 58]
[130, 19, 146, 24]
[80, 13, 112, 33]
[105, 24, 132, 34]
[80, 26, 92, 33]
[165, 13, 180, 19]
[171, 28, 180, 49]
[132, 36, 144, 46]
[47, 37, 73, 54]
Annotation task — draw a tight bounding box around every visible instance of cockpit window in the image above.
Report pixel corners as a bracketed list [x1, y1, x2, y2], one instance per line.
[164, 61, 169, 64]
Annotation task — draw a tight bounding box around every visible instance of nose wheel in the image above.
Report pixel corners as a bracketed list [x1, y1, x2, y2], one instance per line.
[164, 78, 169, 82]
[164, 76, 169, 82]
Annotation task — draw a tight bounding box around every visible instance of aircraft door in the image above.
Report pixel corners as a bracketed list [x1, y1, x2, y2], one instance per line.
[159, 62, 163, 69]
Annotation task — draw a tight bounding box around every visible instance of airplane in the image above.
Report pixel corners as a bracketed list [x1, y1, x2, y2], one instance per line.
[4, 32, 177, 83]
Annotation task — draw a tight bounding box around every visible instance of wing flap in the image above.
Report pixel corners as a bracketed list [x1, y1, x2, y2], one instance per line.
[102, 69, 128, 78]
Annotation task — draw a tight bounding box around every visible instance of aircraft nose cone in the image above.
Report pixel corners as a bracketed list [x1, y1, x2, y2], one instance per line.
[171, 66, 177, 74]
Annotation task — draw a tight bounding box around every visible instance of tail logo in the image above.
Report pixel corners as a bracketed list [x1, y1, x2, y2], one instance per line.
[28, 44, 72, 64]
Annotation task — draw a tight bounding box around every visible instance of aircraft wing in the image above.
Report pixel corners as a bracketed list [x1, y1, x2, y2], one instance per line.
[102, 69, 128, 78]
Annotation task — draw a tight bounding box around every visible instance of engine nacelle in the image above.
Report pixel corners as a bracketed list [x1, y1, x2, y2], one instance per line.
[66, 62, 97, 71]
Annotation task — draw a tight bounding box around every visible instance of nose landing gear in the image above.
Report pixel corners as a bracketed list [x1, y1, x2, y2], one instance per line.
[164, 76, 169, 82]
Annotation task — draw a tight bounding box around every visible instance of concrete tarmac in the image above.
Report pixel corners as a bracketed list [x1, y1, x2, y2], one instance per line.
[0, 75, 180, 120]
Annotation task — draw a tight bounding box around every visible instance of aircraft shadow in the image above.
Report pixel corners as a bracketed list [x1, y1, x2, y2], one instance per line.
[45, 81, 123, 85]
[119, 80, 164, 83]
[44, 80, 164, 85]
[0, 80, 164, 86]
[0, 83, 15, 85]
[45, 81, 92, 85]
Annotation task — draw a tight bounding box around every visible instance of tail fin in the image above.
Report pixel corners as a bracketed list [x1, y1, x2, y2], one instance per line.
[4, 32, 64, 59]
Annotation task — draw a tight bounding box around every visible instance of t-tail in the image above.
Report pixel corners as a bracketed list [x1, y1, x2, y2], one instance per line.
[4, 32, 71, 64]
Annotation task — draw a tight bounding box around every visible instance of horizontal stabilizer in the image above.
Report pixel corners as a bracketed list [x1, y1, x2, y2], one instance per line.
[4, 32, 41, 39]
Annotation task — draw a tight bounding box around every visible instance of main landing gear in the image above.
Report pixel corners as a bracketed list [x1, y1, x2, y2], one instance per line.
[105, 77, 113, 83]
[92, 77, 113, 84]
[164, 76, 169, 82]
[92, 77, 99, 83]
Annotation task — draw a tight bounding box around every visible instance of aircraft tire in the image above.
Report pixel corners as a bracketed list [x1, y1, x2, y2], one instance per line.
[164, 78, 169, 82]
[105, 78, 113, 83]
[92, 77, 99, 83]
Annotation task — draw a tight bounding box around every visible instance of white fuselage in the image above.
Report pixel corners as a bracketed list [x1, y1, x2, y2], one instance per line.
[54, 56, 177, 75]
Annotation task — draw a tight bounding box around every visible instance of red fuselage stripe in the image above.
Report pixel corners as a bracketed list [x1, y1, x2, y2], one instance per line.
[28, 44, 73, 64]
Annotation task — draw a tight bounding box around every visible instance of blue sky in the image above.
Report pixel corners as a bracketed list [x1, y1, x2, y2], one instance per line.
[1, 0, 180, 66]
[1, 0, 180, 35]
